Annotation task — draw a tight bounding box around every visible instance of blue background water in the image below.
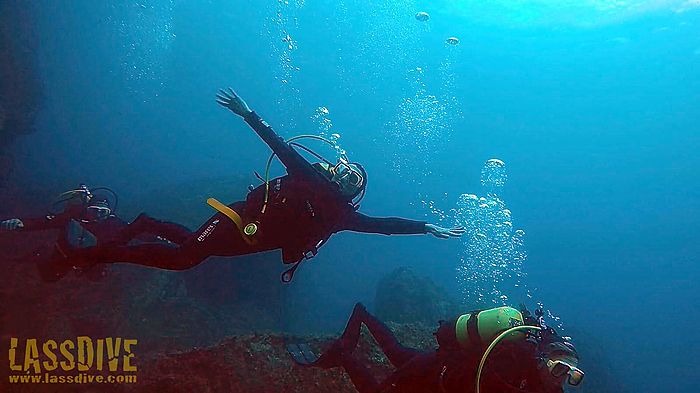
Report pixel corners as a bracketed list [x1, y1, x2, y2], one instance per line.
[7, 1, 699, 392]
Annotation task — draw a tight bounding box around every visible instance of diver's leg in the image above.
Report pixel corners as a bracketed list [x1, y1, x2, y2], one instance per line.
[312, 303, 368, 368]
[76, 208, 252, 270]
[340, 303, 421, 368]
[341, 355, 381, 393]
[336, 303, 367, 349]
[376, 353, 439, 392]
[113, 213, 193, 245]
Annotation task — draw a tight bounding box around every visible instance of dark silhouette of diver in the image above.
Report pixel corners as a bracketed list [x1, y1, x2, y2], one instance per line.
[1, 184, 189, 281]
[64, 89, 464, 281]
[288, 303, 584, 393]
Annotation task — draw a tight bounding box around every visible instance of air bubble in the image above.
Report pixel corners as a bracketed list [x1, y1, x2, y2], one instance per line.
[415, 11, 429, 22]
[456, 159, 529, 309]
[311, 106, 346, 161]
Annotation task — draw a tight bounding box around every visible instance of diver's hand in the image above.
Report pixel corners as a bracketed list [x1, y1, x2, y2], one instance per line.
[215, 88, 252, 117]
[426, 224, 464, 239]
[1, 218, 24, 231]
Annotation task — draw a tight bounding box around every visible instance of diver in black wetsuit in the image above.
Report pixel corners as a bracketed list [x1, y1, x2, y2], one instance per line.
[0, 184, 190, 281]
[67, 88, 464, 281]
[290, 303, 584, 393]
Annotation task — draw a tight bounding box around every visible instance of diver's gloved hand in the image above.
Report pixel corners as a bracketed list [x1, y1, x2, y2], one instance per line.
[426, 224, 465, 239]
[1, 218, 24, 231]
[215, 88, 252, 117]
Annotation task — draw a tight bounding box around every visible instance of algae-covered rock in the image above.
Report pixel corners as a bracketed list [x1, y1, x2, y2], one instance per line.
[134, 323, 439, 393]
[375, 267, 458, 326]
[136, 334, 357, 393]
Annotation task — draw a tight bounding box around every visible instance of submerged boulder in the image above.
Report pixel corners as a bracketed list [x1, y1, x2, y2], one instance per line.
[374, 267, 458, 326]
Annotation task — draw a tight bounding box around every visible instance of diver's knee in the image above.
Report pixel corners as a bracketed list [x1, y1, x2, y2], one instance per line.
[353, 302, 368, 316]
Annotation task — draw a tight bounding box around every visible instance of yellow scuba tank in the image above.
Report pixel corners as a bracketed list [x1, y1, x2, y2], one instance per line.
[455, 306, 524, 349]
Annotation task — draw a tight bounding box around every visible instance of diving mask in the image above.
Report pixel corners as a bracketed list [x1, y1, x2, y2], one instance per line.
[86, 200, 112, 221]
[544, 359, 584, 386]
[331, 159, 363, 189]
[311, 159, 365, 200]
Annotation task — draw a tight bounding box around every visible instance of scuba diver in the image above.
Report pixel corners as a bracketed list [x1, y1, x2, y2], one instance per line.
[288, 303, 584, 393]
[0, 184, 191, 282]
[63, 88, 464, 282]
[1, 184, 122, 238]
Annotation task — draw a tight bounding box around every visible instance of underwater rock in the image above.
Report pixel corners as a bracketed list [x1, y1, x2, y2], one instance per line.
[374, 267, 458, 325]
[136, 335, 356, 393]
[135, 323, 436, 393]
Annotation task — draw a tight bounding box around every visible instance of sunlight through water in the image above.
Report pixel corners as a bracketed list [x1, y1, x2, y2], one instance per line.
[442, 0, 700, 27]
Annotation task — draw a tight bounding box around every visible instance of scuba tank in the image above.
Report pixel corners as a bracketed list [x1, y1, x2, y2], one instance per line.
[455, 306, 525, 350]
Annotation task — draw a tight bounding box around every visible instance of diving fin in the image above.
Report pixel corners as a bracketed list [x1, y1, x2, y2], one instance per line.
[66, 219, 97, 249]
[286, 343, 319, 366]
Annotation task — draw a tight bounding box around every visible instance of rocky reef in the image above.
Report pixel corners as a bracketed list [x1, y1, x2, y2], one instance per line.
[133, 318, 443, 393]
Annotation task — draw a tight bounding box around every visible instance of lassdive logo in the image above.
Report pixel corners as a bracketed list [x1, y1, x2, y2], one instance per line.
[197, 219, 220, 242]
[7, 337, 137, 385]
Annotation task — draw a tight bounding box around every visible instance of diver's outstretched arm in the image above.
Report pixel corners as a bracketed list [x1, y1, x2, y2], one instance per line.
[2, 211, 73, 232]
[216, 88, 322, 180]
[1, 218, 24, 231]
[242, 110, 316, 177]
[340, 212, 464, 239]
[424, 224, 465, 239]
[340, 212, 428, 235]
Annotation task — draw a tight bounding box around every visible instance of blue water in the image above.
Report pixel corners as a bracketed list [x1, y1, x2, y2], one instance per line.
[6, 1, 699, 392]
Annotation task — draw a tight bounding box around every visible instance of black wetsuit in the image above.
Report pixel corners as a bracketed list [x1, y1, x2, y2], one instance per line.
[17, 205, 191, 247]
[13, 204, 191, 280]
[76, 111, 427, 271]
[330, 305, 563, 393]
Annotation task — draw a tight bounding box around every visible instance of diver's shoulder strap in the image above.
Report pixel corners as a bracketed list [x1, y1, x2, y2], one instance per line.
[467, 311, 483, 348]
